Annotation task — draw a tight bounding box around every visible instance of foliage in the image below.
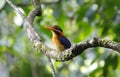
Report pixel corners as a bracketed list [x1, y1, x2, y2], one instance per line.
[0, 0, 120, 77]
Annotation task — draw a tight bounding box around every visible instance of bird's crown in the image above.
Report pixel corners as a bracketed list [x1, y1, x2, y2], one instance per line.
[52, 25, 63, 32]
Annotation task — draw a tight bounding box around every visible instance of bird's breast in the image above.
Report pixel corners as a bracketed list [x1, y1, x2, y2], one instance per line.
[52, 36, 65, 51]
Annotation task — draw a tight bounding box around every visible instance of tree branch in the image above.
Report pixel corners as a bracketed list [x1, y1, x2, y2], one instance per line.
[25, 0, 57, 77]
[45, 37, 120, 61]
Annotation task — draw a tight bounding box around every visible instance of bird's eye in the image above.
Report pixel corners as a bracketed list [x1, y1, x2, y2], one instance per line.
[54, 30, 61, 35]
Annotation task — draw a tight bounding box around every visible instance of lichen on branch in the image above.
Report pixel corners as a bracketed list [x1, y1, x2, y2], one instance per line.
[45, 37, 120, 61]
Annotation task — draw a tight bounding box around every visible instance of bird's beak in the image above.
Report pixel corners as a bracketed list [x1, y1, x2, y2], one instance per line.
[44, 26, 54, 30]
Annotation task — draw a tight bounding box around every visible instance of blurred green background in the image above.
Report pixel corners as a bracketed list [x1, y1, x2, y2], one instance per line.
[0, 0, 120, 77]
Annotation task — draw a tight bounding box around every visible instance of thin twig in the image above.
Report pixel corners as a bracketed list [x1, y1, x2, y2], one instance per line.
[47, 56, 56, 77]
[6, 0, 25, 19]
[16, 0, 61, 6]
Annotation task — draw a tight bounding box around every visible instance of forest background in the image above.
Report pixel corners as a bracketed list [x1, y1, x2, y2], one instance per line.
[0, 0, 120, 77]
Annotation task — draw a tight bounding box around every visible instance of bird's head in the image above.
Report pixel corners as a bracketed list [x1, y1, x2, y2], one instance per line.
[44, 25, 63, 36]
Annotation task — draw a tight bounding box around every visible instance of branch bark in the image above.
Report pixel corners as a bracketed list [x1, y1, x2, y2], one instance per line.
[45, 37, 120, 61]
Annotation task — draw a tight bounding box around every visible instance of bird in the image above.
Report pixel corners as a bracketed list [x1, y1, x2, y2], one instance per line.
[44, 25, 71, 51]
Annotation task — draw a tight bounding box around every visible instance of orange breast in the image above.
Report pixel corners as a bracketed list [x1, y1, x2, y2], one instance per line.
[52, 36, 65, 51]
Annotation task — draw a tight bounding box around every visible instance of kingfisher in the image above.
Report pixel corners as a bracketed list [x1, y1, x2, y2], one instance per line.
[45, 25, 71, 51]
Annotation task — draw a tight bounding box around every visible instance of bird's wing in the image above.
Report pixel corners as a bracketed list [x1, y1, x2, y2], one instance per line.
[58, 36, 71, 49]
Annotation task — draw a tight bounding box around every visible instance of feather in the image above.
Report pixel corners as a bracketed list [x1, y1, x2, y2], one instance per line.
[58, 36, 71, 49]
